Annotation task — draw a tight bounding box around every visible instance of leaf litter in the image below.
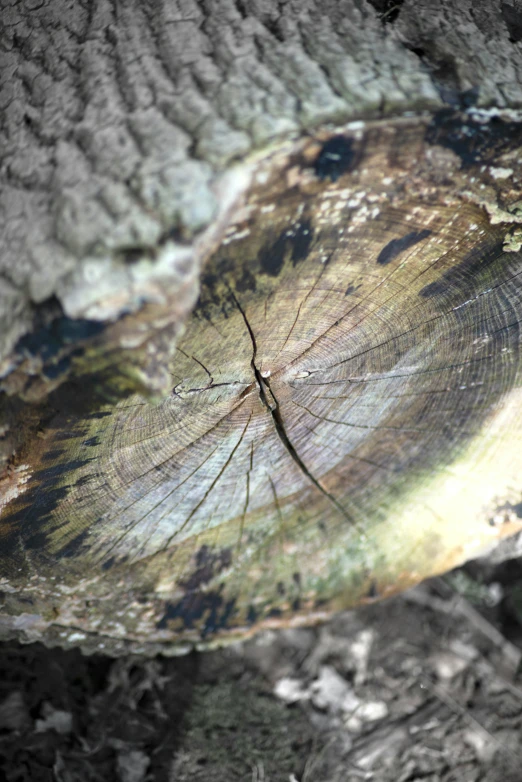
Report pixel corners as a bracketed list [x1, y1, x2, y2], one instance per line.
[1, 552, 522, 781]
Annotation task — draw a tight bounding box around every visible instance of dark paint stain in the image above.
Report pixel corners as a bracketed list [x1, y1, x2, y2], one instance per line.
[54, 429, 87, 442]
[196, 270, 239, 322]
[181, 545, 233, 593]
[200, 271, 219, 293]
[156, 589, 237, 637]
[259, 219, 315, 277]
[43, 355, 72, 380]
[377, 229, 432, 265]
[235, 267, 257, 294]
[34, 459, 92, 483]
[259, 232, 287, 277]
[56, 318, 105, 344]
[421, 280, 447, 298]
[17, 332, 62, 361]
[314, 135, 355, 182]
[426, 110, 522, 168]
[24, 532, 50, 551]
[291, 219, 314, 265]
[0, 457, 93, 560]
[48, 375, 122, 420]
[16, 314, 106, 374]
[101, 556, 116, 571]
[58, 530, 90, 559]
[203, 597, 236, 637]
[157, 593, 214, 630]
[419, 239, 504, 298]
[41, 449, 65, 462]
[74, 473, 96, 488]
[155, 545, 236, 636]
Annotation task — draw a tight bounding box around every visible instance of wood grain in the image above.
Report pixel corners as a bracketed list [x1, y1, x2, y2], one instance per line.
[2, 113, 522, 652]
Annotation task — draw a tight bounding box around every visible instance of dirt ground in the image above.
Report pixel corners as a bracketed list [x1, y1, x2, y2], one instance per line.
[2, 556, 522, 782]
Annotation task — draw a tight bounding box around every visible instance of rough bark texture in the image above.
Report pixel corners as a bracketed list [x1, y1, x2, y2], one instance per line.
[2, 0, 522, 653]
[2, 0, 522, 397]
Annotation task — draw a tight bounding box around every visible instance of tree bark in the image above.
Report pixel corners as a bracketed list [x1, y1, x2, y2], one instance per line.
[3, 0, 522, 403]
[1, 0, 522, 653]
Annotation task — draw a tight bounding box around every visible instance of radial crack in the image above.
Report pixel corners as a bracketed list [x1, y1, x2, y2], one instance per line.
[229, 288, 358, 529]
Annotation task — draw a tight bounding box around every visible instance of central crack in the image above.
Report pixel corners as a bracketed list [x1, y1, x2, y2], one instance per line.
[229, 290, 356, 528]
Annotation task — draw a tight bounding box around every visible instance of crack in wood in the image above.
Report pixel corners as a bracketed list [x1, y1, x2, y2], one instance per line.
[228, 288, 359, 531]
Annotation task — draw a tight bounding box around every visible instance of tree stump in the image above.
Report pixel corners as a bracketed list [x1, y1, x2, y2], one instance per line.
[2, 0, 522, 654]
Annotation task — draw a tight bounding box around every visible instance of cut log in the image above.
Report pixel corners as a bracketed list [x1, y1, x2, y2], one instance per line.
[1, 0, 522, 654]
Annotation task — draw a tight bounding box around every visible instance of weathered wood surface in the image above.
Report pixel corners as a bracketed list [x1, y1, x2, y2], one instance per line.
[2, 0, 522, 653]
[2, 111, 522, 654]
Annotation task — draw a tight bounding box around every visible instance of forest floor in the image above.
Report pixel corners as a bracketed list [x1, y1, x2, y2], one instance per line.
[1, 556, 522, 782]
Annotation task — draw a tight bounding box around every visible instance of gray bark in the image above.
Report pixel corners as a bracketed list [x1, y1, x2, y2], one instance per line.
[1, 0, 522, 379]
